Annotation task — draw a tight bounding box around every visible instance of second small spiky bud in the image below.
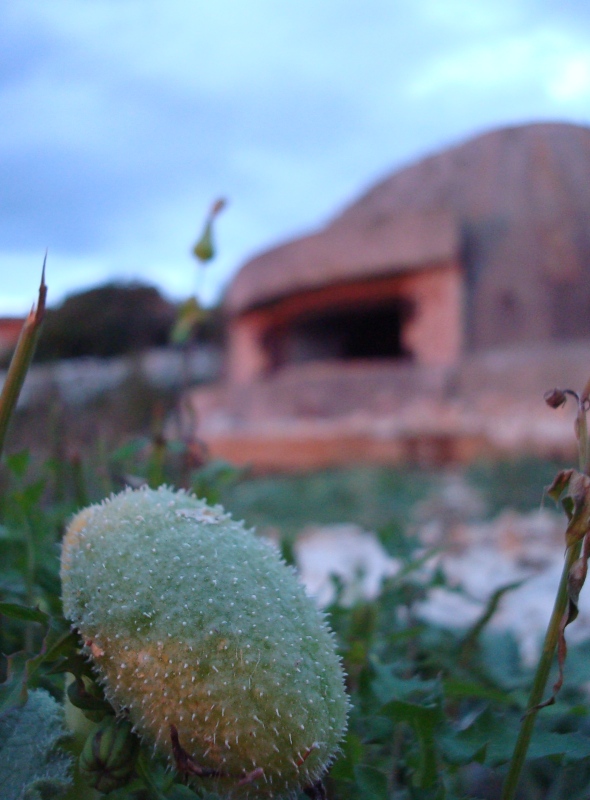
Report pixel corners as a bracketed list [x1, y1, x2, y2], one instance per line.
[79, 716, 138, 793]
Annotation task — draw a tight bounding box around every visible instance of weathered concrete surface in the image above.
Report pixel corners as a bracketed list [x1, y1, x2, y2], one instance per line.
[187, 340, 590, 471]
[226, 209, 457, 317]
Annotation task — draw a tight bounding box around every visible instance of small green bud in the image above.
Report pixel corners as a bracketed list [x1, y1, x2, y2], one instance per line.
[61, 487, 348, 798]
[193, 220, 214, 262]
[79, 716, 138, 793]
[192, 197, 226, 263]
[67, 677, 113, 723]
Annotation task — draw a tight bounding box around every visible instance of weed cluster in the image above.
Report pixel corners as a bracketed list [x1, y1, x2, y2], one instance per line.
[3, 272, 590, 800]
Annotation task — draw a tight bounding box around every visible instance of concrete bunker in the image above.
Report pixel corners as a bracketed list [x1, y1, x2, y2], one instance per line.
[225, 208, 463, 384]
[189, 122, 590, 470]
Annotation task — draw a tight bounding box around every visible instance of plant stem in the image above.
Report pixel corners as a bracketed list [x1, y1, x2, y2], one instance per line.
[578, 400, 590, 475]
[135, 750, 167, 800]
[501, 393, 589, 800]
[500, 539, 581, 800]
[24, 518, 36, 652]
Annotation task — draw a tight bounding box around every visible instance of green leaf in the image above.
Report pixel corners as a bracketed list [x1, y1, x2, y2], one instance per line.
[443, 707, 518, 767]
[459, 581, 524, 656]
[329, 732, 364, 782]
[359, 714, 395, 744]
[170, 297, 206, 345]
[353, 765, 389, 800]
[135, 749, 168, 800]
[443, 679, 514, 706]
[0, 651, 31, 713]
[0, 689, 73, 800]
[528, 730, 590, 763]
[0, 619, 73, 715]
[371, 659, 439, 705]
[66, 679, 112, 714]
[20, 478, 46, 510]
[109, 438, 149, 463]
[46, 647, 95, 683]
[438, 726, 487, 766]
[455, 707, 590, 768]
[381, 699, 444, 788]
[165, 785, 202, 799]
[376, 518, 412, 558]
[0, 524, 27, 543]
[4, 450, 30, 478]
[408, 788, 447, 800]
[191, 460, 242, 505]
[42, 628, 81, 665]
[98, 779, 146, 799]
[0, 602, 49, 626]
[478, 630, 526, 690]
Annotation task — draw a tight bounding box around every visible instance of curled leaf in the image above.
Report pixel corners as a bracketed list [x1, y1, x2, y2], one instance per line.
[544, 389, 568, 409]
[170, 296, 206, 346]
[532, 534, 590, 713]
[581, 375, 590, 405]
[568, 555, 588, 611]
[546, 469, 574, 504]
[545, 469, 590, 547]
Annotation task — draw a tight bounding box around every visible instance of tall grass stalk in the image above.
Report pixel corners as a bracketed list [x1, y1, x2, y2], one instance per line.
[0, 257, 47, 460]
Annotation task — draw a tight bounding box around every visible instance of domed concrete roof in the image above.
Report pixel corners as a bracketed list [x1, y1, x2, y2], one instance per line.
[227, 122, 590, 350]
[226, 208, 457, 315]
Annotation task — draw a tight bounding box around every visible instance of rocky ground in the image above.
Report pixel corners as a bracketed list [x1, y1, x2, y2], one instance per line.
[292, 476, 585, 666]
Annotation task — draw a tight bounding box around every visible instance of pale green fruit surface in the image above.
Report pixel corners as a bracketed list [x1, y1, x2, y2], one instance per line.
[61, 486, 348, 798]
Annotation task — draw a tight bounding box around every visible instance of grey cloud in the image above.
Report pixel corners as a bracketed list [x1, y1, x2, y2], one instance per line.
[1, 0, 590, 314]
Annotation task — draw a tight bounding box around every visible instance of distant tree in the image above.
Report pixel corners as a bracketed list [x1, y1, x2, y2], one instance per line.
[35, 282, 177, 361]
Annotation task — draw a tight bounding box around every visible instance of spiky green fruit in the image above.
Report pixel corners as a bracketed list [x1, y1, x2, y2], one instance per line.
[61, 486, 348, 798]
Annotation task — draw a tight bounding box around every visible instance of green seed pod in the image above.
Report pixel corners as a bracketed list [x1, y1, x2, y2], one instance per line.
[79, 716, 138, 793]
[61, 486, 348, 798]
[193, 219, 214, 262]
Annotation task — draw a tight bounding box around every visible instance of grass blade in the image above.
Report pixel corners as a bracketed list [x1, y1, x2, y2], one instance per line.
[0, 256, 47, 459]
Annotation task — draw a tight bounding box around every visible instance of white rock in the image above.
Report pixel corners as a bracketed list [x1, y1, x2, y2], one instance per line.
[294, 524, 400, 607]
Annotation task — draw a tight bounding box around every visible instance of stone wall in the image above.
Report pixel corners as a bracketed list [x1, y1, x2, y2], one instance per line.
[2, 345, 220, 409]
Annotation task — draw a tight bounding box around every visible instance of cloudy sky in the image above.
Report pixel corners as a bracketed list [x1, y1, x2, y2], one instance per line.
[2, 0, 590, 315]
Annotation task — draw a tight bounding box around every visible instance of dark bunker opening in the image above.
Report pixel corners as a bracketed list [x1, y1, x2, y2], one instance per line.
[265, 298, 415, 370]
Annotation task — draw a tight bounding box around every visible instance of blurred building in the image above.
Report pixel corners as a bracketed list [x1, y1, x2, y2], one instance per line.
[190, 122, 590, 470]
[0, 317, 24, 362]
